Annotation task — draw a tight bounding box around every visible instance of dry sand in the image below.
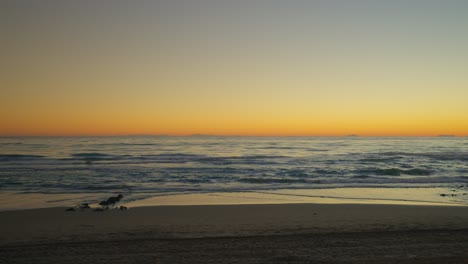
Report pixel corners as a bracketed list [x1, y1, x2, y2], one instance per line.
[1, 203, 468, 263]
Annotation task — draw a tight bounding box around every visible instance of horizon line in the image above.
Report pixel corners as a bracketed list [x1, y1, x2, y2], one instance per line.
[0, 134, 465, 138]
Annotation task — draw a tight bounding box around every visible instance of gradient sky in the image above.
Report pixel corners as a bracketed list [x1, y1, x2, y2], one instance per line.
[2, 0, 468, 136]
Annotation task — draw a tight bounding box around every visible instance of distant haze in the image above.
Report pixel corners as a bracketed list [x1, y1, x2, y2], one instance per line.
[1, 0, 468, 136]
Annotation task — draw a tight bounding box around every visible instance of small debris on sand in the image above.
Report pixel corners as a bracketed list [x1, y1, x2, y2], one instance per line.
[79, 203, 91, 209]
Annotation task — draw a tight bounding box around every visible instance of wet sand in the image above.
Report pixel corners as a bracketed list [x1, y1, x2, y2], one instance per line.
[1, 203, 468, 263]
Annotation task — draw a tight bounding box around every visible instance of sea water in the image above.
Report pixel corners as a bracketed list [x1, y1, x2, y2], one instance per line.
[1, 136, 467, 208]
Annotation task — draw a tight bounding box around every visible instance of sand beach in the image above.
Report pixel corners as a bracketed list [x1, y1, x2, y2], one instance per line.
[1, 202, 468, 263]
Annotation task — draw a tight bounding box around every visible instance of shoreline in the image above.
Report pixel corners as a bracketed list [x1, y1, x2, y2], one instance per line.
[1, 186, 467, 212]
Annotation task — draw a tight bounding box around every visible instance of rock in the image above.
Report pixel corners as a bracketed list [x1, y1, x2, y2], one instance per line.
[106, 194, 124, 205]
[100, 194, 124, 208]
[119, 206, 128, 210]
[440, 194, 448, 197]
[79, 203, 91, 209]
[65, 207, 75, 211]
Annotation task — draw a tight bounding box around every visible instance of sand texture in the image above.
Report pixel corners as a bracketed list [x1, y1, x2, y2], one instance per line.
[1, 204, 468, 263]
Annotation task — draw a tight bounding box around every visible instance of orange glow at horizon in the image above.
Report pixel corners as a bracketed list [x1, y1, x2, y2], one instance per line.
[2, 112, 468, 137]
[2, 1, 468, 137]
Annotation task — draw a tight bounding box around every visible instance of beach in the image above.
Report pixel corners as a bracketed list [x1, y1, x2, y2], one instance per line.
[2, 203, 468, 263]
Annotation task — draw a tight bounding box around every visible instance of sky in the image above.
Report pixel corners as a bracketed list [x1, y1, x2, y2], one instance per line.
[1, 0, 468, 136]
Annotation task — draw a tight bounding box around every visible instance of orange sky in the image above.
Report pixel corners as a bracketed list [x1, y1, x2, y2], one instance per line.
[2, 1, 468, 136]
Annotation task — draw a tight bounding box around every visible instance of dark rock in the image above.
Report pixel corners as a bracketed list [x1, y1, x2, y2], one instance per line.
[107, 194, 124, 204]
[119, 206, 128, 210]
[100, 194, 124, 208]
[440, 194, 447, 197]
[79, 203, 91, 209]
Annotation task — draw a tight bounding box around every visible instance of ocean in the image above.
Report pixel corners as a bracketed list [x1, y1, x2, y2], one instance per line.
[1, 136, 467, 208]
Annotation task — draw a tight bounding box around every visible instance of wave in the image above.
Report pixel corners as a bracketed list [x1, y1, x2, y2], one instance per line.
[357, 168, 432, 176]
[70, 153, 123, 162]
[352, 175, 371, 179]
[89, 143, 163, 147]
[247, 145, 294, 150]
[252, 146, 329, 151]
[377, 151, 468, 161]
[198, 155, 287, 165]
[68, 153, 189, 163]
[15, 152, 289, 166]
[77, 184, 135, 190]
[138, 153, 206, 164]
[306, 148, 329, 152]
[0, 154, 45, 161]
[287, 170, 310, 177]
[239, 178, 307, 184]
[2, 173, 467, 194]
[72, 153, 115, 158]
[359, 157, 402, 162]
